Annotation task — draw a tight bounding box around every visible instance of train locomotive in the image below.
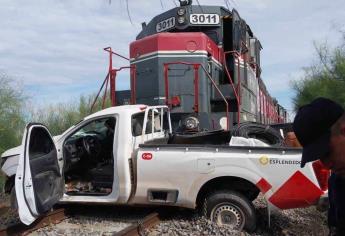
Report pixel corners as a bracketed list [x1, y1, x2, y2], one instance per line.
[106, 0, 288, 132]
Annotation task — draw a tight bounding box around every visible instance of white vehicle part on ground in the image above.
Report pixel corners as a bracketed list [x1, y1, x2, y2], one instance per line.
[135, 145, 324, 211]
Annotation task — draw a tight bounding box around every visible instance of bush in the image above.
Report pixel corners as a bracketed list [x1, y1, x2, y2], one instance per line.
[0, 71, 111, 155]
[0, 74, 26, 155]
[292, 32, 345, 110]
[30, 95, 110, 136]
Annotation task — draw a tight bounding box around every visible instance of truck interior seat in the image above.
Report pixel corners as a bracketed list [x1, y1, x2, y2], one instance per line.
[88, 164, 114, 188]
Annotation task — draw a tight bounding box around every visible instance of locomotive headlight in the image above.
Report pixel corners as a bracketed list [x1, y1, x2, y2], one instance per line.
[177, 8, 186, 16]
[184, 116, 199, 130]
[177, 16, 186, 24]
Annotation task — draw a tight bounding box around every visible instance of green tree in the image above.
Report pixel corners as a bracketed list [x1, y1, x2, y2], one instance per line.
[0, 74, 26, 155]
[292, 32, 345, 110]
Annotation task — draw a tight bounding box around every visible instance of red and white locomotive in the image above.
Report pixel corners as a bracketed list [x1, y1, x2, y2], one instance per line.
[100, 0, 288, 131]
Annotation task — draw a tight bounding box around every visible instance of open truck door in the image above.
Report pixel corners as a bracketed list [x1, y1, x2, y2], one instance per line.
[15, 123, 63, 225]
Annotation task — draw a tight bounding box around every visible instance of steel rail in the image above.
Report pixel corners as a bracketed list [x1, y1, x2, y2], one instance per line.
[0, 208, 67, 236]
[115, 212, 160, 236]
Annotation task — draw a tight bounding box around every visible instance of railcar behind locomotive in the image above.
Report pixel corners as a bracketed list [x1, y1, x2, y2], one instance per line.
[105, 0, 288, 132]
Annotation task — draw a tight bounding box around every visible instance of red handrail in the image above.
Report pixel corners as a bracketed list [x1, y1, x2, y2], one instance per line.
[104, 47, 130, 61]
[200, 65, 229, 130]
[223, 51, 241, 124]
[90, 47, 136, 113]
[112, 66, 136, 106]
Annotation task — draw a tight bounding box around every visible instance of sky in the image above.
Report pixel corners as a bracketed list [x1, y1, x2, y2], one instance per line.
[1, 0, 345, 116]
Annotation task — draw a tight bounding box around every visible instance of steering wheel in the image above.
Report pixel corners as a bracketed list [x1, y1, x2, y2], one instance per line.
[82, 132, 102, 158]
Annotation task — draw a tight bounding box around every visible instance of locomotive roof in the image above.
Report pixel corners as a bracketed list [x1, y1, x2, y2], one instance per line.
[136, 5, 257, 43]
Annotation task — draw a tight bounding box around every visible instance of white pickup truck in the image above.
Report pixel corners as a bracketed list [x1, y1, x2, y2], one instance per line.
[1, 105, 329, 231]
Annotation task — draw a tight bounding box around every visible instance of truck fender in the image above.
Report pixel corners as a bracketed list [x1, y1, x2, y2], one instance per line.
[1, 154, 19, 177]
[188, 166, 270, 208]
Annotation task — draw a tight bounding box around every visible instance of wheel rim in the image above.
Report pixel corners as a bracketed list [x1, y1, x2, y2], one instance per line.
[210, 203, 245, 229]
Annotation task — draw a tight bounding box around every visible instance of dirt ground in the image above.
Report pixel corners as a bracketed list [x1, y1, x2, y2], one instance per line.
[0, 192, 20, 229]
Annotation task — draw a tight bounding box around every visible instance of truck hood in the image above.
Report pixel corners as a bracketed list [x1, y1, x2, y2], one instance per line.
[1, 146, 22, 158]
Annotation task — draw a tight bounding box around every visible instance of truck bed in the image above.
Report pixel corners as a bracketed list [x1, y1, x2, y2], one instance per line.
[133, 142, 324, 212]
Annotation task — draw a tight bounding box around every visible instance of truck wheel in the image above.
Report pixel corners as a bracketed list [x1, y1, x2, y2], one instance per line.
[203, 190, 256, 232]
[10, 187, 18, 211]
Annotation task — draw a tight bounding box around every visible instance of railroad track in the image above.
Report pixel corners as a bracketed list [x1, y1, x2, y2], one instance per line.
[0, 208, 67, 236]
[116, 212, 160, 236]
[0, 206, 160, 236]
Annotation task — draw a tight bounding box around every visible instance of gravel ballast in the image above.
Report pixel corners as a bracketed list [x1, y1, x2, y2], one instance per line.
[145, 196, 328, 236]
[0, 193, 329, 236]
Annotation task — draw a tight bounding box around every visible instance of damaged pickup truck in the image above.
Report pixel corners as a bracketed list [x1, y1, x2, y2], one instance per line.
[1, 105, 329, 231]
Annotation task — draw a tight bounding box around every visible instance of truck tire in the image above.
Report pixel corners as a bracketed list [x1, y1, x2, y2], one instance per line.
[10, 187, 18, 211]
[203, 190, 256, 232]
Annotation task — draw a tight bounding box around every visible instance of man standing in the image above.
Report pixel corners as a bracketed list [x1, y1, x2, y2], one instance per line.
[293, 97, 345, 235]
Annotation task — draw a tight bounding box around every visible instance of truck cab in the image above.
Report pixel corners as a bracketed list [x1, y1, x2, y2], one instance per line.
[11, 105, 171, 225]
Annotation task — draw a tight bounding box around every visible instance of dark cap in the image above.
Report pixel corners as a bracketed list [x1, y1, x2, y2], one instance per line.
[293, 98, 344, 167]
